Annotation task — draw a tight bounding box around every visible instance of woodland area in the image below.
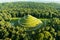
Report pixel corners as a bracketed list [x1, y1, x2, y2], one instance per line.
[0, 2, 60, 40]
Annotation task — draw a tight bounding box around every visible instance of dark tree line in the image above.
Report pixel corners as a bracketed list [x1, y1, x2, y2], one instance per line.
[0, 2, 60, 18]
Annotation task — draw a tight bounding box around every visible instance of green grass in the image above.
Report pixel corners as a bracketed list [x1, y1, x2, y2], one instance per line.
[10, 17, 50, 26]
[10, 18, 21, 20]
[10, 18, 49, 23]
[10, 18, 49, 21]
[19, 15, 42, 27]
[10, 18, 21, 26]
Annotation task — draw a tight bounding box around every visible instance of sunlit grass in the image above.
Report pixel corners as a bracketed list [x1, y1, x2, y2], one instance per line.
[19, 15, 42, 27]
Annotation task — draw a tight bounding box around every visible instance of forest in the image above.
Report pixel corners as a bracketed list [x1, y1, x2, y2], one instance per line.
[0, 2, 60, 40]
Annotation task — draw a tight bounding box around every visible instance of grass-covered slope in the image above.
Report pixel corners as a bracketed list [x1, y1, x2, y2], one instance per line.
[18, 15, 42, 27]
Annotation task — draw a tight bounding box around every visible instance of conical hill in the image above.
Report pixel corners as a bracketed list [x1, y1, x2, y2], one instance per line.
[18, 15, 42, 27]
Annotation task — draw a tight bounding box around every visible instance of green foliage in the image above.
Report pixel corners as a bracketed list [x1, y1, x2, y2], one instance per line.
[0, 2, 59, 18]
[0, 2, 60, 40]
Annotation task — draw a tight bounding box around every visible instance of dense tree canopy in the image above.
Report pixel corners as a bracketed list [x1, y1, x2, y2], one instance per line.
[0, 2, 60, 40]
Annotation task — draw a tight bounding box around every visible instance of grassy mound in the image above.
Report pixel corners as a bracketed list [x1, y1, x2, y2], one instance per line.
[19, 15, 42, 27]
